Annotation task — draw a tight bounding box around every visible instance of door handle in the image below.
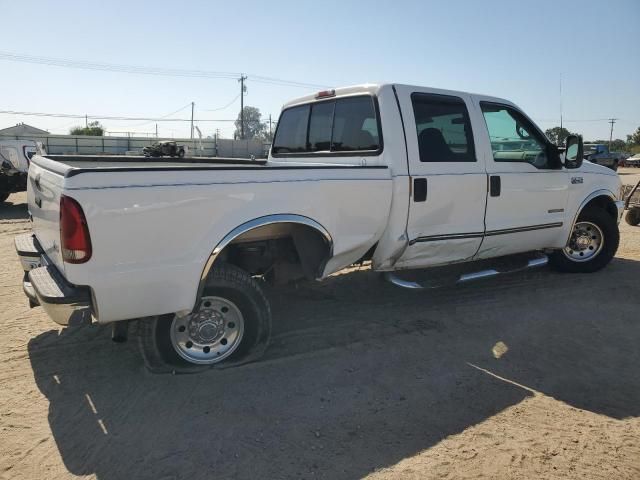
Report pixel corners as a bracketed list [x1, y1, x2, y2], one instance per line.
[413, 178, 427, 202]
[490, 175, 501, 197]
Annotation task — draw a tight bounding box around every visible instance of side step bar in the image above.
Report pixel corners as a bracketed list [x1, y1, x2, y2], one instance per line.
[385, 255, 548, 290]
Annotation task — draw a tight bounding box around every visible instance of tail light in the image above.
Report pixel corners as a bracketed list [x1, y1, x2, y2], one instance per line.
[60, 195, 92, 263]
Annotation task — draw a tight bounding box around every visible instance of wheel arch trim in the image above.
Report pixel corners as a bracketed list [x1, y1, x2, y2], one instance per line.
[568, 189, 617, 242]
[194, 214, 333, 310]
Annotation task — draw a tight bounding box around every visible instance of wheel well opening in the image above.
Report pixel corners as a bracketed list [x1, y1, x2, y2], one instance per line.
[582, 195, 617, 221]
[214, 222, 332, 284]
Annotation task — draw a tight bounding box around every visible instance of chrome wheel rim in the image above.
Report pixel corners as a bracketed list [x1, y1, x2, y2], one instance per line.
[170, 296, 244, 364]
[563, 221, 604, 262]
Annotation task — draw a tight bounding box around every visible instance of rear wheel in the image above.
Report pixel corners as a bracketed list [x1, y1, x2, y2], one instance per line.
[178, 149, 185, 158]
[549, 207, 619, 273]
[625, 209, 640, 226]
[138, 263, 271, 373]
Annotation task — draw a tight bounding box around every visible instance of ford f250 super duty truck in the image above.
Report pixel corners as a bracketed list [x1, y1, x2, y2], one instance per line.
[15, 84, 624, 372]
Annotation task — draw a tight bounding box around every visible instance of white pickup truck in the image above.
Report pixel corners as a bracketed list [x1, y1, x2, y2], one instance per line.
[15, 84, 624, 372]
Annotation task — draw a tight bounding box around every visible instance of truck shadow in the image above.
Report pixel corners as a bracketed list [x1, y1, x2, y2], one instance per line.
[27, 257, 640, 479]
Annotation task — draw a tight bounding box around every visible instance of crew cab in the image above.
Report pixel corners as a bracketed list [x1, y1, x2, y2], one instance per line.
[15, 84, 624, 372]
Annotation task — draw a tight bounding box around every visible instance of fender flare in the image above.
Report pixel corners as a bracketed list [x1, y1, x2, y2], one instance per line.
[567, 189, 617, 242]
[194, 214, 333, 310]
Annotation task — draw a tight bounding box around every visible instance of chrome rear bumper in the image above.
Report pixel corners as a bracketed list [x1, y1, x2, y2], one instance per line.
[15, 233, 92, 326]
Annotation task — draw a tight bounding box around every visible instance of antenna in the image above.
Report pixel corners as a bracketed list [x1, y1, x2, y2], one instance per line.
[559, 74, 563, 133]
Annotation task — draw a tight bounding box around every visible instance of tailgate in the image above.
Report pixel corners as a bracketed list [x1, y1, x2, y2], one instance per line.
[28, 161, 66, 272]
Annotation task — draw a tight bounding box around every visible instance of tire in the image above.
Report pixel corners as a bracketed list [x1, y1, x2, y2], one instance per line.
[549, 207, 619, 273]
[625, 209, 640, 226]
[0, 191, 9, 203]
[138, 263, 271, 373]
[611, 161, 619, 172]
[178, 149, 185, 158]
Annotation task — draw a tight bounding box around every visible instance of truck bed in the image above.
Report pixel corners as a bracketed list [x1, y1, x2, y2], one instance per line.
[41, 155, 267, 175]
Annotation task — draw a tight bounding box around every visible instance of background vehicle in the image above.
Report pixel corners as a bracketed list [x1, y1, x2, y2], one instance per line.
[15, 84, 623, 372]
[0, 139, 42, 203]
[143, 140, 186, 158]
[624, 153, 640, 167]
[622, 180, 640, 226]
[583, 143, 624, 171]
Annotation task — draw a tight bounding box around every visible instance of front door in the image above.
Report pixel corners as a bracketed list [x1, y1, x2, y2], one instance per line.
[474, 100, 569, 259]
[393, 86, 488, 269]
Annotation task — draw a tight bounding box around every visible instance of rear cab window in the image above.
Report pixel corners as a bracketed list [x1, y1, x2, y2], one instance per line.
[272, 95, 382, 156]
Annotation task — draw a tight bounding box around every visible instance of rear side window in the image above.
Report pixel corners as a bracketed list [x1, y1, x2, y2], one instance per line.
[411, 93, 475, 162]
[272, 95, 381, 155]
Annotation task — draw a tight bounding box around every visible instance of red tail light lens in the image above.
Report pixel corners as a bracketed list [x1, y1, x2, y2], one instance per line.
[60, 195, 92, 263]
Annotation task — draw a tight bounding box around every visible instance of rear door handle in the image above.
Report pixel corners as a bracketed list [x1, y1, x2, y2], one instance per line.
[413, 178, 427, 202]
[490, 175, 501, 197]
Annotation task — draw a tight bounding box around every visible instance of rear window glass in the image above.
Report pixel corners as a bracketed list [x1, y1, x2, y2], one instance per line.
[272, 95, 381, 155]
[272, 104, 309, 154]
[308, 101, 334, 152]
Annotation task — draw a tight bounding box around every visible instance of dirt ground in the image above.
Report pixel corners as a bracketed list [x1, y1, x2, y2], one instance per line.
[1, 170, 639, 480]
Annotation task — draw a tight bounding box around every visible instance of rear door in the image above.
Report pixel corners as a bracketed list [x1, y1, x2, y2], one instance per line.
[474, 99, 569, 258]
[393, 86, 487, 269]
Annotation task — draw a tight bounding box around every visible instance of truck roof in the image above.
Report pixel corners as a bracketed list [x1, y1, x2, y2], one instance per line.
[281, 83, 512, 109]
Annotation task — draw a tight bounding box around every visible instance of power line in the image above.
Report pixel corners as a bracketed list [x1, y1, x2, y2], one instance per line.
[203, 93, 240, 111]
[120, 102, 193, 128]
[0, 109, 236, 122]
[0, 51, 330, 89]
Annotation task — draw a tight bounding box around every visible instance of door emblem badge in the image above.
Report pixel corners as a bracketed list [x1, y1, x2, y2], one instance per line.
[571, 177, 583, 184]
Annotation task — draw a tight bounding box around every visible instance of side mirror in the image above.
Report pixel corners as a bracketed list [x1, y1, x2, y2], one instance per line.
[564, 134, 583, 169]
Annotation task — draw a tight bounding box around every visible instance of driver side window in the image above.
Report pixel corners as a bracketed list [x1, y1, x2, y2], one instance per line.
[481, 103, 556, 169]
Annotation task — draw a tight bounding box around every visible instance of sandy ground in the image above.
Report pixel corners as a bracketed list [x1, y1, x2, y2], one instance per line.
[1, 170, 639, 480]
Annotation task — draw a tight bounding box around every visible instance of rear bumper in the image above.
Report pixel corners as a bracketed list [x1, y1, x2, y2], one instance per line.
[15, 233, 92, 326]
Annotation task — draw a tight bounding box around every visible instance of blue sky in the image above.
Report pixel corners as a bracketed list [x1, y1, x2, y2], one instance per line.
[0, 0, 638, 140]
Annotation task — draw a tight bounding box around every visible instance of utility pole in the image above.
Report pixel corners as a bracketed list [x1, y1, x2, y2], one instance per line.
[190, 102, 195, 140]
[239, 75, 247, 139]
[155, 123, 158, 138]
[268, 114, 272, 140]
[608, 118, 618, 150]
[85, 114, 88, 129]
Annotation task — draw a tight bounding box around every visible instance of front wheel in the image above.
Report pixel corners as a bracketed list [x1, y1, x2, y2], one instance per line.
[138, 263, 272, 373]
[549, 207, 619, 273]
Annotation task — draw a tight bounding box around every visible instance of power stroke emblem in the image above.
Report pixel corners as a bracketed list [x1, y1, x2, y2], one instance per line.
[571, 177, 584, 184]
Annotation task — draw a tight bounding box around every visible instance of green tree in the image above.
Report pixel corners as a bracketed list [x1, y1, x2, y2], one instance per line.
[609, 139, 628, 152]
[234, 106, 266, 140]
[545, 126, 574, 145]
[70, 121, 105, 136]
[627, 126, 640, 145]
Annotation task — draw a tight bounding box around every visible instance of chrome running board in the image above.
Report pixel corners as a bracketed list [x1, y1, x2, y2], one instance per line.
[385, 255, 548, 290]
